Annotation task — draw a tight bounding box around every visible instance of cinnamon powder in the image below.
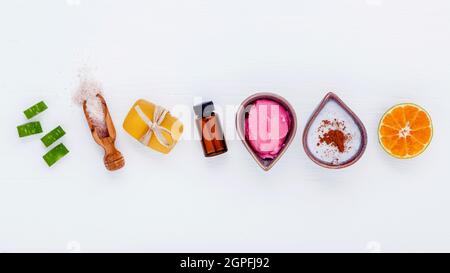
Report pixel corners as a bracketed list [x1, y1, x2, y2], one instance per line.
[316, 119, 352, 155]
[319, 129, 347, 153]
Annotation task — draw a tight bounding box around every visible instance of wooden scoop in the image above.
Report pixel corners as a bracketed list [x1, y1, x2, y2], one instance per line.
[83, 94, 125, 171]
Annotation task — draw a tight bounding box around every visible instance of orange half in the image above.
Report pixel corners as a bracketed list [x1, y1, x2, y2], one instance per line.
[378, 103, 433, 159]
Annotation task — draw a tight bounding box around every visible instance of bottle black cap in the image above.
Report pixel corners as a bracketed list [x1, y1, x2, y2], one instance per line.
[193, 101, 215, 118]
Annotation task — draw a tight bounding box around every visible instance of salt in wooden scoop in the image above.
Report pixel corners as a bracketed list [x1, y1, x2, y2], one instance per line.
[83, 94, 125, 171]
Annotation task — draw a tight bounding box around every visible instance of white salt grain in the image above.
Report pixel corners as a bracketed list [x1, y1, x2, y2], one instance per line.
[73, 68, 109, 137]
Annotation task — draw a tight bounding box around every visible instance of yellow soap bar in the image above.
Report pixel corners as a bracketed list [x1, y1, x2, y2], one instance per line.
[123, 99, 183, 154]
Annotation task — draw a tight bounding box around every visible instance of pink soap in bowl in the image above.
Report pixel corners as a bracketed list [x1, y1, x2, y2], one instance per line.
[236, 93, 298, 171]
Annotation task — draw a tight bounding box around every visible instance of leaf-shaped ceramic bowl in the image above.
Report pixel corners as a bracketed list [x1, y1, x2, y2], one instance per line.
[236, 92, 298, 171]
[303, 92, 367, 169]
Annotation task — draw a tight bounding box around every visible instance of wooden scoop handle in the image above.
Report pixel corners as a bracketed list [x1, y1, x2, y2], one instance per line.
[83, 94, 125, 171]
[101, 137, 125, 171]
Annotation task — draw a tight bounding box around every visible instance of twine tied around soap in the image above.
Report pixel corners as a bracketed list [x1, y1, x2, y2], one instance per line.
[134, 105, 173, 148]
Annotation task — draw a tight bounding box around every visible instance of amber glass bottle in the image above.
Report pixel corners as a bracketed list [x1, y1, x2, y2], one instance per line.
[194, 101, 228, 157]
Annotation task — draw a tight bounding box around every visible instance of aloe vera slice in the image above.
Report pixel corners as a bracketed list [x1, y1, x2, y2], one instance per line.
[23, 101, 48, 119]
[43, 143, 69, 167]
[41, 126, 66, 147]
[17, 122, 43, 137]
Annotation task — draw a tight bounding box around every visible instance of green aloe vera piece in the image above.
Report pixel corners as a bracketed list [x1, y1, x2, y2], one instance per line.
[23, 101, 48, 119]
[43, 143, 69, 167]
[17, 122, 43, 137]
[41, 126, 66, 147]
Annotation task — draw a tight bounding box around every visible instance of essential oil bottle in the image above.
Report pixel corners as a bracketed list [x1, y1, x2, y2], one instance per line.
[194, 101, 228, 157]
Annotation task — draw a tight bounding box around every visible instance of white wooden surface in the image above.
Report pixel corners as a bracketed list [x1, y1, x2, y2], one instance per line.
[0, 0, 449, 252]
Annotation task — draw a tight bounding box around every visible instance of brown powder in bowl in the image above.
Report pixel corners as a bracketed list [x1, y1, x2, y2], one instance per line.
[319, 129, 347, 153]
